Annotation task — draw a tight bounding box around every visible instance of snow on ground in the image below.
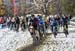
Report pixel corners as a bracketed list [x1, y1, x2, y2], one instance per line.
[0, 28, 33, 51]
[32, 25, 75, 51]
[0, 24, 75, 51]
[33, 33, 75, 51]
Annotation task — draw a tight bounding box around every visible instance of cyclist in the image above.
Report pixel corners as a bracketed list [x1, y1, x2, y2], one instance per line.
[29, 15, 40, 42]
[39, 15, 45, 37]
[49, 15, 58, 38]
[62, 15, 69, 37]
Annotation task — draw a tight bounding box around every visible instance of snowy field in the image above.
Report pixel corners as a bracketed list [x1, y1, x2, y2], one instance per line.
[0, 28, 33, 51]
[0, 24, 75, 51]
[33, 25, 75, 51]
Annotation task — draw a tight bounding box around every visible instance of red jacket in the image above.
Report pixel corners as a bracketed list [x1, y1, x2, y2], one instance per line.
[0, 17, 4, 24]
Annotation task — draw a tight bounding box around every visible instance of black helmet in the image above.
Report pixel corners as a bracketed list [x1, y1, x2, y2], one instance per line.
[31, 15, 35, 17]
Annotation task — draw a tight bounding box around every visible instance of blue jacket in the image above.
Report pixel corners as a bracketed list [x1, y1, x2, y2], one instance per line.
[39, 18, 45, 25]
[49, 17, 58, 26]
[62, 17, 69, 24]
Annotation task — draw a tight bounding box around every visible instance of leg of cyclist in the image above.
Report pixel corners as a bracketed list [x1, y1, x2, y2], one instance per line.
[63, 24, 68, 37]
[65, 24, 69, 34]
[53, 26, 57, 38]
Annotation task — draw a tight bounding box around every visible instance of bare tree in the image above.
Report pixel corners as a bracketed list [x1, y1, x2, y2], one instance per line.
[32, 0, 53, 16]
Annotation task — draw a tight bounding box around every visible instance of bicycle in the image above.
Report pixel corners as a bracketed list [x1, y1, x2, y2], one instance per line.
[28, 23, 40, 43]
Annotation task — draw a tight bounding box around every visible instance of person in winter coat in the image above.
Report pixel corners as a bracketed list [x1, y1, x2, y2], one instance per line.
[0, 17, 4, 24]
[54, 15, 61, 31]
[29, 15, 39, 30]
[39, 16, 46, 37]
[20, 16, 26, 31]
[29, 15, 40, 41]
[49, 15, 58, 38]
[15, 16, 20, 32]
[62, 15, 69, 29]
[62, 15, 70, 37]
[10, 17, 15, 30]
[7, 17, 12, 28]
[49, 17, 55, 32]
